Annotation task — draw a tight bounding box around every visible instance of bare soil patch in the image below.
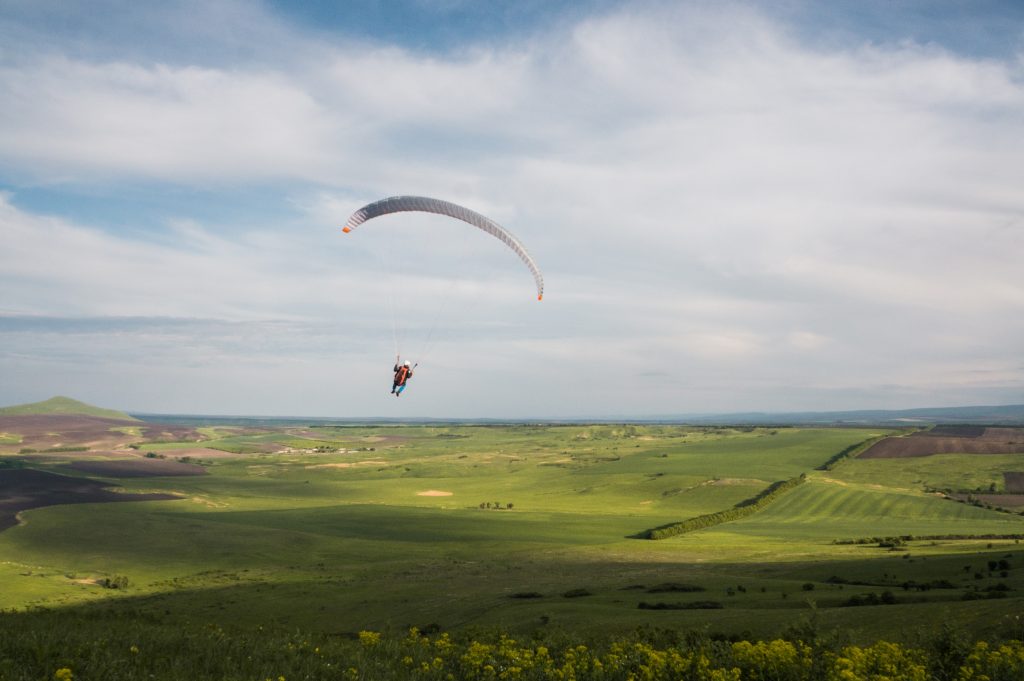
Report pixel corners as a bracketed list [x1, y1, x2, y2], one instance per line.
[66, 458, 207, 477]
[1005, 472, 1024, 494]
[361, 435, 409, 444]
[0, 468, 180, 532]
[306, 460, 387, 469]
[928, 425, 987, 438]
[417, 490, 453, 496]
[151, 447, 242, 460]
[948, 493, 1024, 509]
[139, 423, 204, 443]
[0, 414, 140, 452]
[859, 428, 1024, 459]
[711, 478, 768, 486]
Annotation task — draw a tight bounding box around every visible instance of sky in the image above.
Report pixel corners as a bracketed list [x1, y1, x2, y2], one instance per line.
[1, 0, 1023, 418]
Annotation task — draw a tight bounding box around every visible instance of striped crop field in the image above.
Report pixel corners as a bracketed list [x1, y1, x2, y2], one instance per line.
[724, 475, 1024, 542]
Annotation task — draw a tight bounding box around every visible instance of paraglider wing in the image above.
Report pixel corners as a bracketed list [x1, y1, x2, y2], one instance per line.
[342, 196, 544, 300]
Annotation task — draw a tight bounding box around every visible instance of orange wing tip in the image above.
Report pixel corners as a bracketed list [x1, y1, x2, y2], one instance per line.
[342, 226, 352, 233]
[537, 294, 543, 301]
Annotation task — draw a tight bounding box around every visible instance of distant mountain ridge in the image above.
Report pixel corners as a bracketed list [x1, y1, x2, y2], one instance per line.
[129, 403, 1024, 427]
[0, 396, 138, 422]
[670, 404, 1024, 426]
[4, 396, 1022, 426]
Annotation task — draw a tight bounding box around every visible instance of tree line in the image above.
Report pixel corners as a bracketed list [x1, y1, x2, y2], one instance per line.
[642, 474, 807, 540]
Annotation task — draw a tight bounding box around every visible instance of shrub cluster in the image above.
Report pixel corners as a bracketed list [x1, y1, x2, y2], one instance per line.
[825, 576, 957, 591]
[637, 601, 724, 610]
[644, 475, 807, 540]
[840, 591, 897, 607]
[3, 617, 1024, 681]
[562, 589, 592, 598]
[833, 533, 1024, 545]
[645, 583, 705, 593]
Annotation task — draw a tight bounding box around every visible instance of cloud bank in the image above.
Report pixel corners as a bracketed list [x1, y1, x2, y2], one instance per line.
[1, 1, 1022, 416]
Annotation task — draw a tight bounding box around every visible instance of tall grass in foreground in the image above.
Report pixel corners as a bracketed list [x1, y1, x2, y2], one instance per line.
[2, 610, 1023, 680]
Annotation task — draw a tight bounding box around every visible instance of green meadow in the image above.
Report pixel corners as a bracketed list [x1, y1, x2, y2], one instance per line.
[2, 423, 1024, 653]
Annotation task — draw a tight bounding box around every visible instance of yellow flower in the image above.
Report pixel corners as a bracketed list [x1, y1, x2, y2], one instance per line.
[709, 669, 742, 681]
[959, 639, 1024, 680]
[54, 669, 73, 681]
[129, 645, 139, 655]
[434, 633, 455, 654]
[358, 631, 382, 647]
[827, 642, 927, 681]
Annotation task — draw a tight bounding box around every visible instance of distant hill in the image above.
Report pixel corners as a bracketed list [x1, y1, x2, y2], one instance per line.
[665, 404, 1024, 426]
[0, 396, 138, 422]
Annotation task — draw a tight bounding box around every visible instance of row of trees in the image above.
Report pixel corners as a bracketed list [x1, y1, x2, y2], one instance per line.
[644, 474, 807, 539]
[833, 533, 1024, 545]
[815, 435, 886, 471]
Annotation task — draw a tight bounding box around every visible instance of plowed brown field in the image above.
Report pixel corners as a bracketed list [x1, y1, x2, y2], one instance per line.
[948, 493, 1024, 509]
[66, 459, 207, 477]
[0, 414, 140, 452]
[0, 468, 180, 532]
[859, 427, 1024, 458]
[138, 424, 205, 442]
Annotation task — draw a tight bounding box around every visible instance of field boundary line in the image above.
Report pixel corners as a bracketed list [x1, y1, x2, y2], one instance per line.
[816, 434, 891, 471]
[639, 474, 807, 540]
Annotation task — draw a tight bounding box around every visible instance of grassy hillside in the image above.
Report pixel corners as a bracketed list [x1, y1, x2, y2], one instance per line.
[0, 396, 137, 421]
[2, 424, 1023, 647]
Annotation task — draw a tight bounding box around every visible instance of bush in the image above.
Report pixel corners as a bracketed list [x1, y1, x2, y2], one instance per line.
[831, 641, 929, 681]
[645, 583, 705, 593]
[99, 575, 129, 590]
[562, 589, 592, 598]
[960, 640, 1024, 681]
[841, 591, 897, 607]
[637, 600, 724, 610]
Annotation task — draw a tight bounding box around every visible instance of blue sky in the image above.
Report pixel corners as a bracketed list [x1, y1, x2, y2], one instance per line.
[1, 0, 1023, 417]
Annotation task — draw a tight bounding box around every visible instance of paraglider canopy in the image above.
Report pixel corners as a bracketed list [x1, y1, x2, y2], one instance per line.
[342, 196, 544, 300]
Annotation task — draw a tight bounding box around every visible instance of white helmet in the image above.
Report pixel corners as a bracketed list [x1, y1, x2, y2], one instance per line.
[404, 360, 411, 366]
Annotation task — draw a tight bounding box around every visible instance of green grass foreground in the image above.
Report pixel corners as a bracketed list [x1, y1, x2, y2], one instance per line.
[3, 614, 1024, 681]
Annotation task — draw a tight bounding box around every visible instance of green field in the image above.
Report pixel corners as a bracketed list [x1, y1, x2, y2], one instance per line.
[2, 421, 1024, 678]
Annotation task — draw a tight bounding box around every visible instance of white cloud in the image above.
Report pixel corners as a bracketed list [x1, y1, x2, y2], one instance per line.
[0, 58, 337, 182]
